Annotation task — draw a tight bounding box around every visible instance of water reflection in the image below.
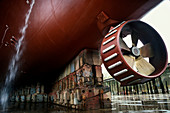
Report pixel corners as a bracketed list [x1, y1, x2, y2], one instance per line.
[111, 94, 170, 113]
[0, 94, 170, 113]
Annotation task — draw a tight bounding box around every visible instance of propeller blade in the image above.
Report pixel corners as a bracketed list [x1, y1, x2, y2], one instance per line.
[135, 56, 155, 76]
[140, 43, 154, 58]
[123, 55, 135, 68]
[119, 38, 130, 51]
[131, 30, 138, 47]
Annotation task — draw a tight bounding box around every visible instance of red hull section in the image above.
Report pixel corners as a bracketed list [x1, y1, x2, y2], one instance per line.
[0, 0, 161, 85]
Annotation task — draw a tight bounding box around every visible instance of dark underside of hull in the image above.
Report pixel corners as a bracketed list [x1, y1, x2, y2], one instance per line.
[0, 0, 162, 87]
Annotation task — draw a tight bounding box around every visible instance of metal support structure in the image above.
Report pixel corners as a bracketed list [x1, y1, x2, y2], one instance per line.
[158, 76, 165, 94]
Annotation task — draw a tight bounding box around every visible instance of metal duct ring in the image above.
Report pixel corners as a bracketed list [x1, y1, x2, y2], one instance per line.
[101, 20, 168, 86]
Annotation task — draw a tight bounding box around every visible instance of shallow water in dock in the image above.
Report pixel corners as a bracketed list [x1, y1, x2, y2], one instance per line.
[0, 94, 170, 113]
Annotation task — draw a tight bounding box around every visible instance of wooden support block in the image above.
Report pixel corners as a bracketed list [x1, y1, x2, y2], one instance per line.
[70, 92, 74, 105]
[76, 89, 81, 101]
[56, 91, 59, 100]
[82, 49, 101, 65]
[95, 66, 102, 78]
[64, 90, 67, 104]
[26, 95, 31, 102]
[76, 69, 82, 86]
[66, 90, 70, 101]
[75, 56, 80, 70]
[32, 94, 36, 102]
[30, 87, 36, 95]
[80, 55, 84, 67]
[41, 85, 44, 94]
[36, 94, 44, 102]
[82, 64, 93, 78]
[71, 61, 75, 73]
[59, 80, 62, 91]
[83, 49, 93, 65]
[26, 87, 30, 95]
[60, 92, 63, 104]
[44, 94, 48, 102]
[97, 77, 103, 82]
[20, 95, 25, 102]
[36, 86, 40, 94]
[15, 95, 20, 102]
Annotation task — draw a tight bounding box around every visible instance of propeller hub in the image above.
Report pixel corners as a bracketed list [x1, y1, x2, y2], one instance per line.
[131, 47, 140, 57]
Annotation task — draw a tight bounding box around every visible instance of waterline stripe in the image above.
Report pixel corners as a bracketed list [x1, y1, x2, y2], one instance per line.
[120, 75, 134, 81]
[108, 61, 122, 70]
[102, 45, 115, 54]
[104, 53, 118, 62]
[114, 69, 128, 77]
[105, 30, 117, 38]
[103, 36, 115, 45]
[109, 21, 125, 32]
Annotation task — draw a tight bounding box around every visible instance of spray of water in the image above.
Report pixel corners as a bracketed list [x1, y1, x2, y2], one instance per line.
[0, 0, 35, 110]
[0, 25, 9, 48]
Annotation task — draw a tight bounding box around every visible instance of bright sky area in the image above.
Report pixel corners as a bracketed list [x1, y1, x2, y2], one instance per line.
[102, 0, 170, 79]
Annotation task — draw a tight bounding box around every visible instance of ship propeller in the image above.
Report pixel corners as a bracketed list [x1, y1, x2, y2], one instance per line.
[100, 20, 168, 85]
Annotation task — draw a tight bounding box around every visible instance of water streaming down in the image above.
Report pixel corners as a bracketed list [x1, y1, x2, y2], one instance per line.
[0, 0, 35, 110]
